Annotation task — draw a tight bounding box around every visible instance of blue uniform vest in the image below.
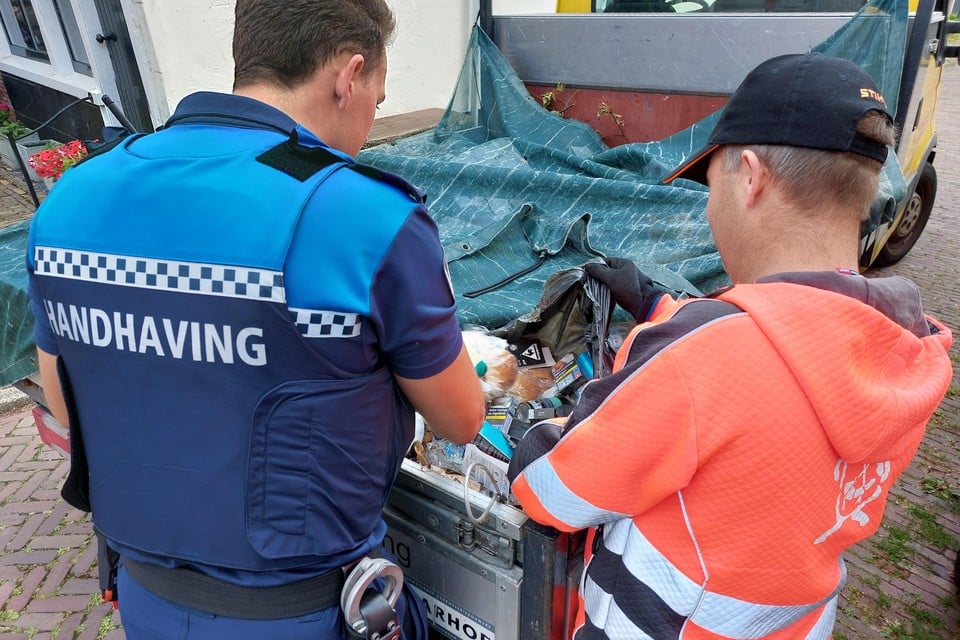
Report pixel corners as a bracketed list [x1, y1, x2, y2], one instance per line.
[29, 122, 420, 575]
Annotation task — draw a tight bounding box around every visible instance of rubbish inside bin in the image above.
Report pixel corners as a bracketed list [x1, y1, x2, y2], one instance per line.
[410, 265, 619, 507]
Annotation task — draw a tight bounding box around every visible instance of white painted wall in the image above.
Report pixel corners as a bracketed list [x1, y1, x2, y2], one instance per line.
[123, 0, 234, 125]
[130, 0, 485, 123]
[0, 1, 558, 133]
[383, 1, 476, 117]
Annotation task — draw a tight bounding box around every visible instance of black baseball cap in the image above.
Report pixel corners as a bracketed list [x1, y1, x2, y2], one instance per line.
[663, 52, 893, 186]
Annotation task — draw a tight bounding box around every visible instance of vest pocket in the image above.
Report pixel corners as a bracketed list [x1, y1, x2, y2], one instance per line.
[246, 369, 397, 559]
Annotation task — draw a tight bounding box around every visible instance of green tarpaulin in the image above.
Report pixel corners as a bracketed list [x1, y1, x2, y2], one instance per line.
[0, 219, 36, 386]
[360, 0, 908, 329]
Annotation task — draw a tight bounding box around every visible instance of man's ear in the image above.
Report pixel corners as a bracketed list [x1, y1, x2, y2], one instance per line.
[334, 54, 366, 111]
[740, 149, 769, 208]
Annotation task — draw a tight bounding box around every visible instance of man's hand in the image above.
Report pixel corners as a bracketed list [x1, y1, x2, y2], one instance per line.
[584, 257, 663, 322]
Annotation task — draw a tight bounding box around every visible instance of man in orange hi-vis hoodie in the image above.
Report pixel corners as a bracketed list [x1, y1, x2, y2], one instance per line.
[508, 53, 953, 640]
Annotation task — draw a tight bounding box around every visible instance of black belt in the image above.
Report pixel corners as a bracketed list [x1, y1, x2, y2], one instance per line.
[122, 557, 344, 620]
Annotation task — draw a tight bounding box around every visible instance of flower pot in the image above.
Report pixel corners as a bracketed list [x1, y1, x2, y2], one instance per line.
[17, 139, 59, 181]
[0, 131, 40, 169]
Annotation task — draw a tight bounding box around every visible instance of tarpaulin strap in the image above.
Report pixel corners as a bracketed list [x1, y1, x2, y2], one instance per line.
[463, 251, 548, 298]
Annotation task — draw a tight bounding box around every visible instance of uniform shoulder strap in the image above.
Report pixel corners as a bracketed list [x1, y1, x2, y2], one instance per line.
[256, 135, 346, 182]
[257, 134, 427, 205]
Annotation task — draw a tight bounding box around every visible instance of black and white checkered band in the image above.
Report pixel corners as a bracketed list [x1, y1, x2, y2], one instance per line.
[289, 308, 362, 339]
[34, 246, 285, 303]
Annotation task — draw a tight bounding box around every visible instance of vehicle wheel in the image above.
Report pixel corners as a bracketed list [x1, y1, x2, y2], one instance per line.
[872, 162, 936, 267]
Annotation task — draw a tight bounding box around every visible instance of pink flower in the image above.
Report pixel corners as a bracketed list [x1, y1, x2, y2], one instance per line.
[28, 140, 89, 180]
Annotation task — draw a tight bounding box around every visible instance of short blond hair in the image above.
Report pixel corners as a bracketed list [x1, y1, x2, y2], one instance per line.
[720, 111, 897, 220]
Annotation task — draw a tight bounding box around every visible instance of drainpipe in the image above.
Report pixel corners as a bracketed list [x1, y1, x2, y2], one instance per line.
[479, 0, 493, 37]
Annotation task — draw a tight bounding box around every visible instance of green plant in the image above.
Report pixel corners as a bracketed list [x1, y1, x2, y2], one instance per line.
[97, 613, 116, 639]
[919, 475, 959, 503]
[907, 504, 959, 548]
[874, 526, 914, 564]
[540, 83, 575, 116]
[0, 102, 31, 138]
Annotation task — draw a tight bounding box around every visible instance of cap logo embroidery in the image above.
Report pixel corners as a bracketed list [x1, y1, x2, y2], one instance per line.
[859, 88, 886, 106]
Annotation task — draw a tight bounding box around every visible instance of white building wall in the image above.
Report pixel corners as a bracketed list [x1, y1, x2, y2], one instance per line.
[122, 0, 234, 125]
[131, 0, 556, 123]
[381, 1, 476, 117]
[0, 1, 558, 132]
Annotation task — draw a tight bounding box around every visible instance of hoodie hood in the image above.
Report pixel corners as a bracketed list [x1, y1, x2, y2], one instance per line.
[719, 272, 953, 464]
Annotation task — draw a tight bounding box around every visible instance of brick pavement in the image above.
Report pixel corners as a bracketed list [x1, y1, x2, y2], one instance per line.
[0, 162, 42, 228]
[0, 410, 123, 639]
[0, 161, 121, 639]
[834, 64, 960, 639]
[0, 70, 958, 640]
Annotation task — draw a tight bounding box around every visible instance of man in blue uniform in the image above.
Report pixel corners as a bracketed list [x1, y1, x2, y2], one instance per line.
[26, 1, 486, 638]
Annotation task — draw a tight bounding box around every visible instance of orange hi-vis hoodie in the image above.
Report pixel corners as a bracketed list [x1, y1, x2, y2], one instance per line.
[509, 271, 953, 640]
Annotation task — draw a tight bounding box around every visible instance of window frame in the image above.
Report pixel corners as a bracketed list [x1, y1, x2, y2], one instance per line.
[0, 0, 50, 61]
[52, 0, 91, 75]
[0, 0, 99, 98]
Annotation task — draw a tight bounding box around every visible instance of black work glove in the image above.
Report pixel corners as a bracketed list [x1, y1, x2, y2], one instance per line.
[584, 257, 664, 322]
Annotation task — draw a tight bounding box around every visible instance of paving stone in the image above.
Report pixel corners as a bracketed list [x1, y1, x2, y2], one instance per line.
[71, 537, 98, 576]
[0, 500, 57, 515]
[5, 512, 44, 552]
[59, 577, 98, 595]
[0, 549, 57, 566]
[0, 575, 16, 610]
[0, 526, 16, 550]
[6, 564, 47, 611]
[26, 593, 95, 613]
[38, 548, 78, 596]
[0, 443, 26, 470]
[0, 513, 26, 526]
[75, 607, 116, 640]
[29, 534, 89, 550]
[12, 469, 47, 502]
[9, 611, 66, 631]
[0, 479, 21, 502]
[58, 611, 85, 639]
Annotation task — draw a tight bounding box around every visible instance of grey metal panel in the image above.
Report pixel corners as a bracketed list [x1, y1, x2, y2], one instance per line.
[493, 14, 858, 94]
[384, 505, 523, 640]
[394, 458, 528, 541]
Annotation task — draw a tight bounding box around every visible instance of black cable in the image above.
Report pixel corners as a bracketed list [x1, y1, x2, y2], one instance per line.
[14, 95, 94, 141]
